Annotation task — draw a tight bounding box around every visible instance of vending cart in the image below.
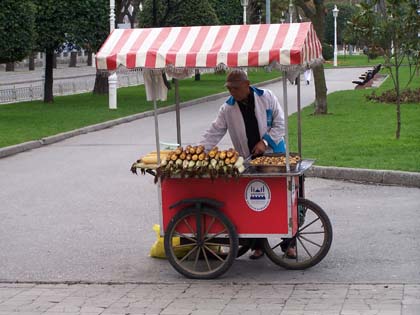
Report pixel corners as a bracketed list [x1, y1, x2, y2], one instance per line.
[96, 22, 333, 279]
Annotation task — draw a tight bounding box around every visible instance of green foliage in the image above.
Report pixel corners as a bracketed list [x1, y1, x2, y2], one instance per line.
[324, 3, 356, 46]
[166, 0, 219, 26]
[287, 66, 420, 171]
[138, 0, 219, 27]
[0, 0, 36, 63]
[68, 0, 109, 52]
[344, 0, 420, 139]
[33, 0, 74, 53]
[208, 0, 242, 25]
[322, 43, 334, 60]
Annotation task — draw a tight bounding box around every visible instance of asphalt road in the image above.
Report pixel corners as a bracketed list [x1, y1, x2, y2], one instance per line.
[1, 68, 419, 284]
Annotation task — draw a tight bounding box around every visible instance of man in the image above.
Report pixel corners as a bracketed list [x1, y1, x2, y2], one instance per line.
[200, 69, 296, 259]
[200, 69, 285, 158]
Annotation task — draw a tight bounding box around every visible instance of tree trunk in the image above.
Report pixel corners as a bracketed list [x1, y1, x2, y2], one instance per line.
[5, 62, 14, 71]
[87, 50, 93, 66]
[313, 64, 328, 114]
[295, 0, 328, 114]
[52, 53, 57, 69]
[69, 51, 77, 67]
[194, 69, 201, 81]
[44, 52, 54, 103]
[29, 53, 35, 71]
[93, 71, 109, 94]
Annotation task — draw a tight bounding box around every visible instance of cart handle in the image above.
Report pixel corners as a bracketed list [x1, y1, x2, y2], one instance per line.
[169, 198, 223, 210]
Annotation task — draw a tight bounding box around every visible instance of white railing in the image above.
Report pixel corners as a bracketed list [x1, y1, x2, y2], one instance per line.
[0, 71, 144, 104]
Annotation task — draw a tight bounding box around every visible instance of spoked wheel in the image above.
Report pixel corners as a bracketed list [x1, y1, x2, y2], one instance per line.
[263, 198, 333, 270]
[164, 207, 238, 279]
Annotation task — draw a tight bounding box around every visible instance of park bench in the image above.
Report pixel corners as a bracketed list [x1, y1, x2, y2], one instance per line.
[352, 64, 382, 89]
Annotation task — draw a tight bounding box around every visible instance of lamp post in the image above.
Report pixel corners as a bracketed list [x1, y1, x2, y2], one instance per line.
[240, 0, 249, 25]
[333, 5, 339, 67]
[417, 2, 420, 39]
[110, 0, 116, 32]
[289, 1, 293, 23]
[108, 0, 117, 109]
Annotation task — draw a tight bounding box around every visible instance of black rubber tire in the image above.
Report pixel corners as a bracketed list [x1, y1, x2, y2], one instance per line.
[263, 198, 333, 270]
[164, 206, 238, 279]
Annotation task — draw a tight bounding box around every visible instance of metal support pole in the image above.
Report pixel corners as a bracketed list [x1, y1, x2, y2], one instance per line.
[282, 72, 290, 173]
[152, 75, 161, 164]
[265, 0, 271, 24]
[110, 0, 115, 32]
[333, 5, 339, 67]
[108, 0, 117, 109]
[282, 72, 292, 235]
[174, 79, 182, 146]
[243, 5, 247, 24]
[296, 74, 302, 157]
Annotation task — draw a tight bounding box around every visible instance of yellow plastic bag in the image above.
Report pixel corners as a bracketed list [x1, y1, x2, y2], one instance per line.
[149, 224, 194, 259]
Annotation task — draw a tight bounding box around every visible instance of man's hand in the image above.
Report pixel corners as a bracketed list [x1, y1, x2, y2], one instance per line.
[251, 140, 267, 157]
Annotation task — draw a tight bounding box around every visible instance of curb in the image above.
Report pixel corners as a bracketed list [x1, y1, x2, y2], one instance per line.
[1, 77, 419, 188]
[306, 166, 420, 188]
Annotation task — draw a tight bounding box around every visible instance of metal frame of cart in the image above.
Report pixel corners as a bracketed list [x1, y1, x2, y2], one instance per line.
[96, 22, 333, 279]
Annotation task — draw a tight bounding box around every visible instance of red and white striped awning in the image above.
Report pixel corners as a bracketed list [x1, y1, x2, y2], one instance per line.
[96, 22, 322, 71]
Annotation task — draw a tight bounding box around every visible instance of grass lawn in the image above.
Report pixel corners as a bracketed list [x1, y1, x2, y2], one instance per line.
[1, 64, 419, 172]
[0, 70, 280, 148]
[324, 54, 386, 68]
[288, 66, 420, 172]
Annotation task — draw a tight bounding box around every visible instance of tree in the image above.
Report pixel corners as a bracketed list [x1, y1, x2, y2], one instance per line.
[33, 0, 74, 103]
[0, 0, 36, 64]
[293, 0, 329, 115]
[166, 0, 219, 26]
[346, 0, 420, 139]
[324, 3, 356, 47]
[138, 0, 219, 27]
[208, 0, 242, 25]
[68, 0, 110, 94]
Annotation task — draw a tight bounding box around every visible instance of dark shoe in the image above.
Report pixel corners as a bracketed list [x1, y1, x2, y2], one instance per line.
[249, 249, 264, 260]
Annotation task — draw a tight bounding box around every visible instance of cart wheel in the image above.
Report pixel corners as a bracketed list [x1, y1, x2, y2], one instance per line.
[164, 207, 238, 279]
[263, 198, 333, 270]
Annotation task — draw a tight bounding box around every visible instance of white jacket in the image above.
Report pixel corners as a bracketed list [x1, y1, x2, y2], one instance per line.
[200, 86, 285, 158]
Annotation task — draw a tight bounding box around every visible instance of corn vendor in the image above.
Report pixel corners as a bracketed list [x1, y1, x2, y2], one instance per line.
[200, 69, 296, 259]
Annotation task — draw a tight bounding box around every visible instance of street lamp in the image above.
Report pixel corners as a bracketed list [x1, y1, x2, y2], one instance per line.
[241, 0, 249, 25]
[108, 0, 117, 109]
[289, 1, 293, 23]
[333, 5, 339, 67]
[110, 0, 116, 32]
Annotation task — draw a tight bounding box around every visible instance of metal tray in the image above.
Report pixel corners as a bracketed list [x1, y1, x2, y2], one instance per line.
[245, 153, 301, 173]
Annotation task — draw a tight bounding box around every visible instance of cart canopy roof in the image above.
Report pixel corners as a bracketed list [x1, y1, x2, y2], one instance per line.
[96, 22, 322, 74]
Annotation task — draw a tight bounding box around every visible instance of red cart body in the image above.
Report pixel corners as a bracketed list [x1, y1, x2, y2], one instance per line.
[161, 176, 299, 237]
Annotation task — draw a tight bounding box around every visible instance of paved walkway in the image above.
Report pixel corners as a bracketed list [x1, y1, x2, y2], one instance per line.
[1, 66, 419, 315]
[1, 282, 419, 315]
[0, 65, 97, 85]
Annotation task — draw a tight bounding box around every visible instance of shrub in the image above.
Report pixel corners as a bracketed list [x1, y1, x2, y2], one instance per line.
[322, 43, 334, 60]
[366, 88, 420, 103]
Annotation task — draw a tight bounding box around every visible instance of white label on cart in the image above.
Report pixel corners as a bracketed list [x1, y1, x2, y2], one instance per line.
[245, 179, 271, 212]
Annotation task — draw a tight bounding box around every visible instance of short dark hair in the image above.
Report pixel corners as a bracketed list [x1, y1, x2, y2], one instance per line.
[225, 69, 249, 87]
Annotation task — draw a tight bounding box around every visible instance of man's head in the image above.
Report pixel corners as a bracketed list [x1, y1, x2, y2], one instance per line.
[225, 69, 250, 102]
